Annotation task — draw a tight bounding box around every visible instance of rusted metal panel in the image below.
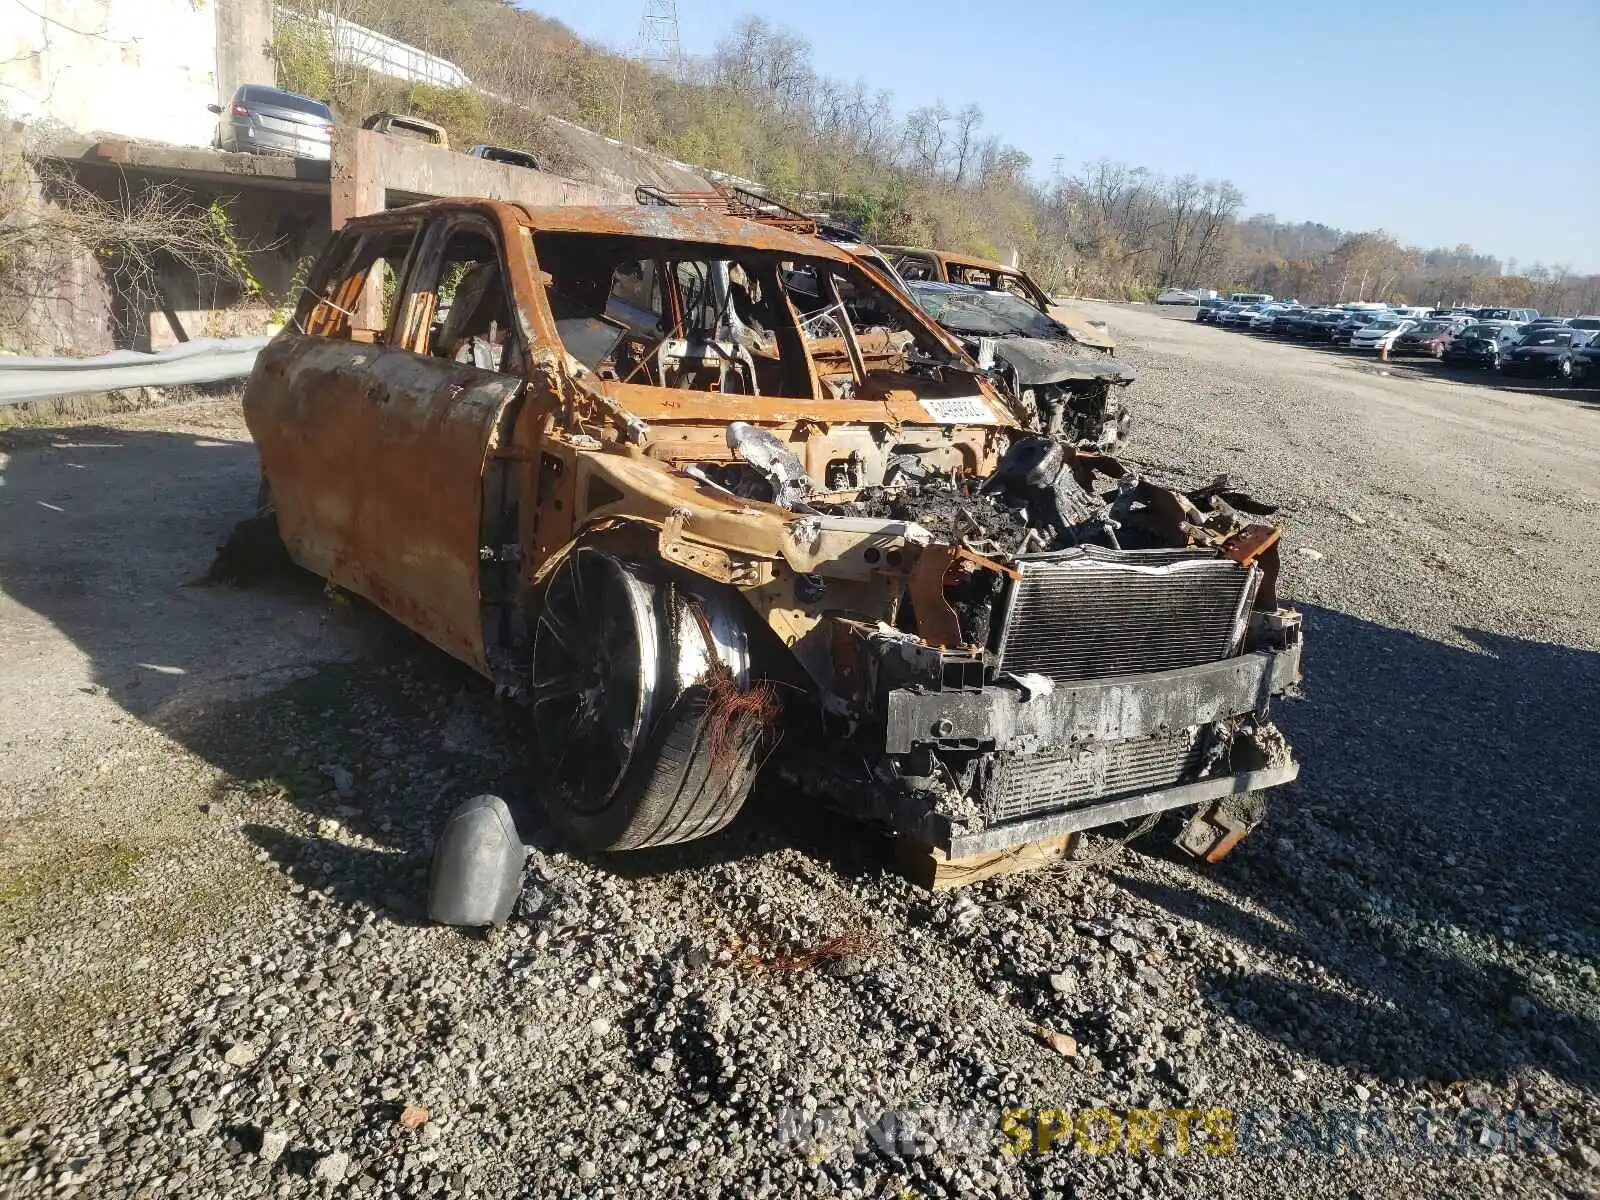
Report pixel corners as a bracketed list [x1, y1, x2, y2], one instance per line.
[510, 204, 854, 261]
[246, 334, 521, 673]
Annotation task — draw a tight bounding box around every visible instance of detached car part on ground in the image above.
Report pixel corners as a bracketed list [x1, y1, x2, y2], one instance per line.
[243, 200, 1302, 867]
[906, 281, 1134, 450]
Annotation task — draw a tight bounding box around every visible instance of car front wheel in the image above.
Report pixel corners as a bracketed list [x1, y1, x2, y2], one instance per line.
[1558, 358, 1573, 380]
[531, 546, 767, 851]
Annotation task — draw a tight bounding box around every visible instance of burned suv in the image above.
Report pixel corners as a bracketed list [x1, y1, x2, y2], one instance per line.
[245, 200, 1301, 864]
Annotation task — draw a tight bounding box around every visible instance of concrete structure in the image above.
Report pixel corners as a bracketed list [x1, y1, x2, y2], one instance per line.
[215, 0, 276, 110]
[0, 0, 274, 147]
[33, 130, 629, 352]
[328, 127, 619, 230]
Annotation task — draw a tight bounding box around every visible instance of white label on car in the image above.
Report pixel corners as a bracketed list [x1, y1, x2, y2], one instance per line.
[918, 396, 1000, 425]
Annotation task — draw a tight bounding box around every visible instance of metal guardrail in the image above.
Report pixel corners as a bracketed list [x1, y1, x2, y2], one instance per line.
[0, 336, 269, 407]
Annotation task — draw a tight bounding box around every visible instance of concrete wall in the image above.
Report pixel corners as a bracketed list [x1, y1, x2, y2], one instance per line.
[0, 0, 220, 146]
[329, 127, 624, 229]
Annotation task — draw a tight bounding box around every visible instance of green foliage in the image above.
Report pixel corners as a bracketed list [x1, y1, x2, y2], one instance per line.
[206, 201, 262, 301]
[269, 25, 334, 101]
[398, 83, 489, 145]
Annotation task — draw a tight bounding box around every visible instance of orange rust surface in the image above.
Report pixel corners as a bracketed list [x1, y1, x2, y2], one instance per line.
[246, 335, 522, 674]
[511, 203, 854, 260]
[908, 545, 965, 648]
[589, 379, 1007, 428]
[251, 201, 1044, 682]
[1221, 523, 1282, 568]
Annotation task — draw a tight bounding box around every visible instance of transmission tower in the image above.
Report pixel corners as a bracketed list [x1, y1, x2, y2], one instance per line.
[635, 0, 683, 76]
[617, 0, 682, 139]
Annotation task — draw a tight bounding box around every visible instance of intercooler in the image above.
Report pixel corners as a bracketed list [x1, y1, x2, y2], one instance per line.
[985, 729, 1208, 824]
[993, 546, 1259, 683]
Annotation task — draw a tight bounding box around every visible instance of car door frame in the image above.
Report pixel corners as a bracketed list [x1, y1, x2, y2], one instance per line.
[249, 203, 533, 678]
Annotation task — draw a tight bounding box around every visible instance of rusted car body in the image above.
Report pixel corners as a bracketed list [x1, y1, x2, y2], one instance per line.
[244, 199, 1302, 861]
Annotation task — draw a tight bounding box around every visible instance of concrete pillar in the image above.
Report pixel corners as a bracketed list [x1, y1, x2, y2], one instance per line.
[328, 126, 387, 327]
[329, 125, 385, 231]
[215, 0, 276, 104]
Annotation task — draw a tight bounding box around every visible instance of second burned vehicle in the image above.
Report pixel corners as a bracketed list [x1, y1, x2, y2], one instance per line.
[243, 200, 1302, 867]
[906, 280, 1135, 449]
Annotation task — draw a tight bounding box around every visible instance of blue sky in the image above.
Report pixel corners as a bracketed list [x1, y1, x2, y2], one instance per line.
[522, 0, 1600, 272]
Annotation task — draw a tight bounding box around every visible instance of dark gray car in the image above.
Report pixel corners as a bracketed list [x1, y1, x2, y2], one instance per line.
[211, 85, 333, 160]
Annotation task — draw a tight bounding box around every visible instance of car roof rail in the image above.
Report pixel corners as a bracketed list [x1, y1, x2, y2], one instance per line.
[633, 184, 866, 241]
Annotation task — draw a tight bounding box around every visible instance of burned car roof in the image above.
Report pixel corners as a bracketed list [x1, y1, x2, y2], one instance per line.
[509, 204, 855, 260]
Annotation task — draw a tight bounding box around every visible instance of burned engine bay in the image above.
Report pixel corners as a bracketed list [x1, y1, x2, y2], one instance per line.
[686, 418, 1302, 859]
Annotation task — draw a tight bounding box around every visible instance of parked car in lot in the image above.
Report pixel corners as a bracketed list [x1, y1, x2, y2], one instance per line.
[1224, 303, 1274, 329]
[1441, 322, 1521, 369]
[209, 85, 333, 160]
[1246, 305, 1291, 332]
[1350, 317, 1416, 352]
[1392, 319, 1458, 358]
[241, 198, 1302, 863]
[1568, 315, 1600, 333]
[1329, 312, 1383, 346]
[1498, 327, 1594, 379]
[1228, 292, 1273, 305]
[1570, 338, 1600, 383]
[1300, 310, 1351, 341]
[1473, 307, 1540, 323]
[1195, 297, 1230, 322]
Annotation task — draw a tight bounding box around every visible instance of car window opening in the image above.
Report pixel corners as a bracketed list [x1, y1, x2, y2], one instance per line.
[393, 223, 527, 377]
[298, 228, 415, 342]
[531, 233, 956, 404]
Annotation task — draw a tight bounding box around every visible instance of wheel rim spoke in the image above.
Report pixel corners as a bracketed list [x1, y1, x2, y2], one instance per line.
[531, 550, 651, 814]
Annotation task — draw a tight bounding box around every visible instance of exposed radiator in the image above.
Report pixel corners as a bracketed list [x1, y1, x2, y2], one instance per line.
[994, 547, 1258, 683]
[986, 729, 1207, 823]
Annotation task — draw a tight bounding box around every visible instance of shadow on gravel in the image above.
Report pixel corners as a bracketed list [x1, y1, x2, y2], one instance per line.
[1122, 604, 1600, 1093]
[0, 425, 881, 928]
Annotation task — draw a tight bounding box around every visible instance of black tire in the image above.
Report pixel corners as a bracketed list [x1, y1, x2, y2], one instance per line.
[532, 548, 764, 852]
[589, 684, 764, 851]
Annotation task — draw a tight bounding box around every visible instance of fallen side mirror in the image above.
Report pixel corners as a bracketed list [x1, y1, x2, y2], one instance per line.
[207, 103, 224, 115]
[427, 794, 525, 927]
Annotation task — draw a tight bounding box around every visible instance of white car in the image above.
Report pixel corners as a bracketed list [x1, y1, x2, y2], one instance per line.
[1156, 288, 1216, 305]
[1350, 318, 1416, 351]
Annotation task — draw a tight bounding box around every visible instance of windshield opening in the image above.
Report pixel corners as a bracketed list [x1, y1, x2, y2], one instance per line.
[907, 284, 1065, 339]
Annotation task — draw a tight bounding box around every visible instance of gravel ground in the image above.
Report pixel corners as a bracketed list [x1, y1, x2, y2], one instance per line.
[2, 316, 1597, 1198]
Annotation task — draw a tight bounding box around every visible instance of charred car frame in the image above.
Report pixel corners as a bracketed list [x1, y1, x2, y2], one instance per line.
[244, 200, 1302, 864]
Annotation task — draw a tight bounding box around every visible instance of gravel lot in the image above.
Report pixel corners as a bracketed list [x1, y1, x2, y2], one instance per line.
[2, 310, 1597, 1198]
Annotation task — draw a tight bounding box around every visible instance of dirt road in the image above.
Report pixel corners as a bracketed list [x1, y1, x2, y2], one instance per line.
[1, 313, 1596, 1198]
